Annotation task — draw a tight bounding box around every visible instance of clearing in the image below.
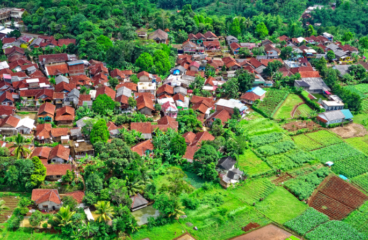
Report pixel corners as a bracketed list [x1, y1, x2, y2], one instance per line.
[282, 120, 321, 132]
[273, 94, 306, 120]
[231, 224, 294, 240]
[330, 123, 368, 138]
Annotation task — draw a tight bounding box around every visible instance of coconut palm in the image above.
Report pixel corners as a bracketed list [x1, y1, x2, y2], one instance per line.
[126, 178, 145, 196]
[80, 222, 98, 238]
[53, 205, 75, 227]
[0, 199, 10, 216]
[10, 133, 31, 159]
[94, 201, 115, 223]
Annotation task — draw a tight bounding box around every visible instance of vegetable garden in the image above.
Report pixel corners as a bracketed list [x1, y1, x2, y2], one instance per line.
[306, 130, 343, 147]
[253, 89, 289, 118]
[231, 178, 276, 205]
[293, 134, 322, 151]
[311, 143, 362, 163]
[346, 136, 368, 155]
[352, 173, 368, 193]
[331, 154, 368, 178]
[305, 220, 367, 240]
[237, 149, 272, 178]
[344, 84, 368, 99]
[284, 208, 329, 235]
[343, 202, 368, 236]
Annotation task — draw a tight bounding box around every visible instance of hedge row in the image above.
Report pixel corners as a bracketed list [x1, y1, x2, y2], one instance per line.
[300, 91, 325, 113]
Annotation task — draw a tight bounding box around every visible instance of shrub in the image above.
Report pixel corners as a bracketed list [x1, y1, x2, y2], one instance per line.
[182, 196, 199, 210]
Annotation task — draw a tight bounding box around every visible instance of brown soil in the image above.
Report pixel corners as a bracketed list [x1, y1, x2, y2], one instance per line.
[272, 173, 293, 186]
[283, 120, 320, 132]
[330, 123, 368, 138]
[242, 222, 260, 232]
[231, 224, 293, 240]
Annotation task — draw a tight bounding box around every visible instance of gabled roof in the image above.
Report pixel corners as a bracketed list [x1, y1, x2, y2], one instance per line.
[183, 132, 196, 145]
[54, 82, 76, 92]
[204, 31, 217, 38]
[55, 106, 75, 121]
[188, 33, 197, 40]
[130, 193, 149, 209]
[155, 116, 178, 131]
[89, 63, 108, 75]
[157, 84, 174, 95]
[131, 122, 152, 134]
[149, 29, 168, 40]
[230, 42, 241, 50]
[0, 115, 20, 128]
[2, 37, 16, 44]
[38, 102, 56, 116]
[32, 189, 61, 205]
[173, 93, 185, 102]
[183, 145, 199, 161]
[64, 191, 85, 204]
[300, 71, 320, 78]
[110, 69, 126, 79]
[116, 82, 137, 92]
[0, 91, 14, 102]
[131, 140, 154, 156]
[78, 94, 92, 106]
[195, 32, 206, 39]
[0, 106, 15, 116]
[137, 71, 150, 78]
[35, 124, 52, 139]
[31, 147, 51, 160]
[51, 128, 69, 137]
[207, 109, 231, 125]
[49, 144, 70, 161]
[57, 39, 76, 47]
[45, 164, 72, 176]
[191, 131, 215, 146]
[136, 95, 154, 111]
[248, 58, 262, 68]
[39, 53, 68, 64]
[4, 46, 25, 55]
[96, 86, 116, 99]
[46, 64, 69, 76]
[203, 40, 220, 47]
[217, 156, 236, 170]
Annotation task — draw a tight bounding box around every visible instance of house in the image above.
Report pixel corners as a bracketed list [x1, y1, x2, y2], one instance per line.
[230, 42, 242, 55]
[191, 96, 215, 118]
[320, 99, 344, 111]
[0, 91, 14, 106]
[48, 144, 70, 164]
[45, 164, 72, 181]
[149, 29, 168, 44]
[183, 132, 196, 145]
[67, 60, 85, 76]
[205, 109, 231, 127]
[64, 88, 80, 106]
[153, 116, 179, 131]
[116, 95, 129, 110]
[240, 43, 257, 50]
[294, 78, 330, 93]
[55, 75, 69, 85]
[130, 193, 149, 211]
[35, 123, 52, 143]
[170, 66, 186, 75]
[51, 128, 69, 143]
[240, 87, 266, 104]
[107, 121, 120, 137]
[55, 106, 75, 125]
[161, 101, 178, 118]
[4, 46, 25, 58]
[264, 44, 280, 59]
[0, 115, 20, 135]
[58, 39, 76, 47]
[204, 31, 218, 41]
[69, 127, 83, 141]
[137, 71, 151, 82]
[190, 61, 200, 72]
[323, 32, 333, 41]
[183, 145, 199, 163]
[317, 110, 346, 126]
[217, 156, 244, 188]
[191, 131, 215, 146]
[70, 75, 92, 88]
[71, 141, 94, 160]
[136, 94, 155, 115]
[110, 69, 126, 80]
[46, 64, 69, 77]
[131, 140, 154, 156]
[183, 40, 198, 53]
[53, 92, 65, 108]
[116, 86, 132, 99]
[96, 85, 116, 100]
[333, 65, 352, 77]
[203, 40, 220, 51]
[226, 35, 238, 45]
[226, 60, 241, 70]
[136, 28, 148, 39]
[215, 99, 248, 115]
[31, 147, 51, 163]
[89, 62, 108, 78]
[38, 102, 56, 122]
[131, 122, 152, 139]
[31, 189, 62, 211]
[16, 117, 35, 135]
[0, 106, 15, 118]
[157, 84, 174, 97]
[39, 53, 68, 66]
[137, 82, 156, 96]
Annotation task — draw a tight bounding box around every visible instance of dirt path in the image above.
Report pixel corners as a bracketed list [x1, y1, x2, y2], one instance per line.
[291, 102, 306, 118]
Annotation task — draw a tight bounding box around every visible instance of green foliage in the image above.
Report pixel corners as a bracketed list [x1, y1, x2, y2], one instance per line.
[92, 94, 117, 116]
[351, 173, 368, 193]
[169, 135, 187, 156]
[222, 78, 239, 98]
[263, 60, 283, 79]
[253, 89, 289, 117]
[257, 140, 295, 157]
[326, 50, 335, 61]
[305, 220, 366, 240]
[90, 119, 109, 144]
[153, 50, 171, 75]
[236, 69, 255, 93]
[306, 130, 343, 146]
[177, 109, 203, 133]
[135, 52, 153, 72]
[255, 22, 269, 39]
[285, 208, 329, 235]
[249, 132, 284, 148]
[29, 156, 47, 188]
[29, 210, 44, 227]
[62, 196, 78, 212]
[311, 143, 362, 163]
[343, 202, 368, 235]
[285, 168, 330, 200]
[332, 154, 368, 178]
[300, 90, 325, 112]
[230, 178, 276, 205]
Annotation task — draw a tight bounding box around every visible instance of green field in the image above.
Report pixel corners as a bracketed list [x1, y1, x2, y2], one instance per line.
[274, 94, 305, 120]
[344, 84, 368, 99]
[306, 130, 343, 147]
[311, 143, 363, 163]
[352, 173, 368, 193]
[256, 187, 308, 224]
[362, 99, 368, 113]
[353, 113, 368, 130]
[0, 224, 64, 240]
[255, 89, 289, 118]
[293, 134, 323, 151]
[230, 178, 276, 205]
[346, 136, 368, 155]
[240, 118, 285, 137]
[237, 149, 272, 177]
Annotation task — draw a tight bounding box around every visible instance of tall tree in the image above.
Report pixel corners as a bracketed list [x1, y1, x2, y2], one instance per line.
[169, 135, 187, 156]
[135, 52, 153, 72]
[90, 119, 109, 144]
[236, 69, 255, 92]
[29, 157, 46, 188]
[95, 201, 115, 223]
[10, 134, 31, 159]
[229, 18, 241, 37]
[255, 22, 269, 39]
[92, 94, 117, 116]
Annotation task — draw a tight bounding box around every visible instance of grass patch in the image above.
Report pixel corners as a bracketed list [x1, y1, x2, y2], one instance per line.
[352, 173, 368, 194]
[306, 130, 343, 147]
[183, 170, 207, 189]
[295, 104, 314, 118]
[274, 94, 305, 120]
[240, 118, 285, 137]
[256, 187, 308, 224]
[230, 178, 276, 205]
[292, 134, 322, 151]
[0, 223, 63, 240]
[311, 93, 328, 101]
[346, 136, 368, 155]
[237, 149, 272, 177]
[353, 113, 368, 130]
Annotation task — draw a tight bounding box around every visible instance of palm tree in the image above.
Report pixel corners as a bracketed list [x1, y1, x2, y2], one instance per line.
[94, 201, 115, 223]
[10, 133, 31, 159]
[168, 201, 185, 220]
[52, 206, 75, 227]
[0, 200, 10, 216]
[80, 222, 98, 238]
[245, 17, 253, 29]
[126, 178, 145, 196]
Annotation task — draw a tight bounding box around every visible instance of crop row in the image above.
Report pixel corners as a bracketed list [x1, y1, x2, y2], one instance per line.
[293, 134, 322, 151]
[257, 140, 295, 157]
[306, 130, 343, 147]
[331, 153, 368, 178]
[343, 202, 368, 236]
[352, 173, 368, 194]
[231, 178, 276, 205]
[249, 132, 284, 148]
[305, 220, 367, 240]
[254, 89, 289, 117]
[284, 208, 329, 235]
[311, 143, 362, 163]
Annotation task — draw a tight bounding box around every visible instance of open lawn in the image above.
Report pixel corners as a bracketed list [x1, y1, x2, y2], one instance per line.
[294, 104, 314, 118]
[353, 113, 368, 131]
[274, 94, 304, 120]
[237, 149, 272, 177]
[256, 187, 308, 224]
[239, 118, 285, 137]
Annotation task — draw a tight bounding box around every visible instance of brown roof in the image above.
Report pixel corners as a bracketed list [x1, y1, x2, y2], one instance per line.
[157, 84, 174, 96]
[54, 82, 76, 92]
[57, 39, 76, 47]
[131, 122, 152, 134]
[46, 64, 69, 76]
[279, 35, 289, 41]
[183, 132, 196, 145]
[39, 53, 68, 64]
[183, 145, 199, 161]
[38, 102, 56, 116]
[32, 189, 61, 205]
[116, 82, 137, 92]
[51, 128, 69, 137]
[131, 140, 154, 156]
[0, 106, 15, 117]
[154, 116, 178, 131]
[2, 37, 16, 44]
[191, 131, 215, 146]
[49, 144, 70, 161]
[107, 121, 118, 131]
[136, 95, 155, 111]
[203, 40, 220, 47]
[248, 58, 262, 68]
[173, 93, 185, 102]
[230, 42, 241, 50]
[195, 33, 206, 39]
[149, 29, 168, 40]
[89, 63, 108, 75]
[226, 61, 241, 68]
[55, 106, 75, 121]
[110, 69, 126, 79]
[300, 71, 320, 78]
[35, 124, 52, 139]
[0, 115, 20, 128]
[78, 94, 91, 106]
[137, 71, 150, 78]
[191, 96, 214, 105]
[185, 70, 204, 77]
[96, 86, 116, 99]
[29, 69, 46, 78]
[192, 102, 209, 114]
[31, 147, 51, 160]
[70, 75, 91, 86]
[204, 31, 217, 38]
[45, 164, 72, 176]
[206, 109, 231, 125]
[4, 46, 25, 55]
[0, 91, 14, 103]
[63, 191, 85, 204]
[134, 92, 155, 100]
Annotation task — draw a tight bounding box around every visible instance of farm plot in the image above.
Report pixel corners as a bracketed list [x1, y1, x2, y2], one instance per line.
[311, 143, 362, 163]
[352, 173, 368, 193]
[284, 208, 329, 236]
[240, 118, 284, 137]
[285, 149, 316, 165]
[294, 104, 314, 118]
[343, 202, 368, 236]
[256, 187, 308, 224]
[331, 153, 368, 178]
[306, 130, 343, 147]
[285, 168, 330, 200]
[0, 196, 19, 223]
[362, 99, 368, 113]
[346, 136, 368, 155]
[266, 154, 298, 172]
[273, 94, 305, 120]
[305, 220, 367, 240]
[292, 134, 322, 151]
[237, 149, 272, 177]
[230, 178, 276, 205]
[254, 89, 289, 117]
[257, 140, 295, 157]
[249, 132, 285, 148]
[344, 84, 368, 99]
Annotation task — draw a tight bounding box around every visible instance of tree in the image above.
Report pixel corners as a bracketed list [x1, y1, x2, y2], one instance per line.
[359, 37, 368, 49]
[128, 97, 137, 108]
[108, 178, 131, 206]
[229, 18, 241, 37]
[90, 119, 109, 144]
[95, 201, 115, 223]
[222, 78, 239, 98]
[62, 196, 78, 211]
[10, 134, 31, 159]
[190, 75, 205, 90]
[29, 210, 44, 227]
[52, 206, 75, 227]
[238, 48, 251, 58]
[92, 94, 117, 116]
[130, 74, 139, 84]
[306, 25, 316, 37]
[135, 52, 153, 72]
[169, 135, 187, 156]
[255, 22, 269, 39]
[153, 193, 184, 219]
[232, 108, 241, 120]
[327, 50, 335, 61]
[155, 104, 161, 111]
[341, 32, 354, 42]
[85, 173, 103, 194]
[96, 35, 113, 51]
[49, 77, 56, 85]
[0, 200, 9, 216]
[263, 60, 283, 79]
[193, 144, 218, 164]
[236, 69, 255, 92]
[29, 157, 46, 188]
[211, 119, 224, 137]
[280, 46, 293, 60]
[61, 169, 74, 183]
[108, 77, 119, 89]
[153, 50, 171, 75]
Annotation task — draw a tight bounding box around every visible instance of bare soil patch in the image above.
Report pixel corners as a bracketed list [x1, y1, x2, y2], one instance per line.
[330, 123, 368, 138]
[231, 224, 292, 240]
[283, 120, 321, 132]
[242, 222, 260, 232]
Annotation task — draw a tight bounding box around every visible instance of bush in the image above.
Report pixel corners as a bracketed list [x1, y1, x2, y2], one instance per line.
[42, 223, 48, 229]
[182, 196, 199, 210]
[300, 91, 325, 113]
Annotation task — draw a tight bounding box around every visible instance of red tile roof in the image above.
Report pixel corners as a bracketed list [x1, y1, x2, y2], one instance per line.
[31, 147, 51, 160]
[241, 92, 262, 101]
[191, 131, 215, 146]
[226, 61, 241, 68]
[157, 84, 174, 96]
[121, 70, 133, 76]
[53, 92, 65, 99]
[206, 109, 231, 125]
[35, 124, 52, 139]
[131, 140, 154, 156]
[230, 42, 241, 50]
[57, 39, 76, 47]
[78, 94, 91, 106]
[70, 75, 91, 86]
[183, 132, 196, 145]
[116, 82, 137, 92]
[190, 61, 200, 68]
[32, 189, 61, 205]
[29, 69, 45, 78]
[46, 64, 69, 76]
[49, 144, 70, 161]
[137, 71, 150, 78]
[260, 59, 284, 67]
[300, 71, 320, 78]
[185, 70, 204, 77]
[107, 121, 118, 131]
[136, 95, 155, 111]
[55, 106, 75, 121]
[51, 128, 69, 137]
[248, 58, 262, 68]
[39, 53, 68, 64]
[38, 102, 56, 116]
[96, 85, 116, 99]
[4, 46, 25, 55]
[45, 164, 72, 176]
[131, 122, 152, 134]
[173, 93, 185, 102]
[89, 63, 108, 75]
[203, 40, 220, 47]
[64, 191, 85, 203]
[204, 31, 217, 38]
[134, 92, 155, 100]
[2, 37, 16, 44]
[116, 94, 129, 105]
[154, 116, 178, 131]
[190, 96, 214, 107]
[110, 69, 126, 79]
[0, 106, 15, 116]
[183, 145, 199, 161]
[0, 91, 14, 103]
[0, 115, 20, 128]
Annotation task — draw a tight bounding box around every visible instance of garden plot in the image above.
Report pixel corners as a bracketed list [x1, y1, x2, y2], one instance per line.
[230, 178, 276, 205]
[305, 220, 367, 240]
[331, 153, 368, 178]
[237, 149, 272, 178]
[346, 136, 368, 155]
[0, 196, 19, 223]
[311, 143, 362, 163]
[343, 202, 368, 236]
[265, 154, 297, 172]
[344, 84, 368, 99]
[255, 89, 289, 117]
[305, 130, 343, 146]
[273, 94, 305, 120]
[240, 118, 284, 137]
[292, 134, 322, 151]
[352, 173, 368, 193]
